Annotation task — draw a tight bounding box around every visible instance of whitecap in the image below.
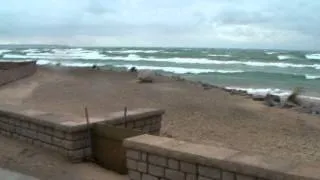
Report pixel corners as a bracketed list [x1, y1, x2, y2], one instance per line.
[107, 50, 160, 54]
[225, 87, 291, 97]
[265, 51, 277, 55]
[305, 54, 320, 60]
[0, 49, 10, 55]
[305, 74, 320, 80]
[208, 54, 231, 57]
[3, 49, 320, 70]
[115, 64, 244, 74]
[277, 55, 294, 60]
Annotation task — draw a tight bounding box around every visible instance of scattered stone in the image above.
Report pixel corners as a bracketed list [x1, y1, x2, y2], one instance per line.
[129, 67, 137, 73]
[252, 94, 265, 101]
[171, 75, 185, 81]
[202, 83, 214, 90]
[137, 70, 155, 83]
[264, 94, 280, 107]
[91, 65, 100, 70]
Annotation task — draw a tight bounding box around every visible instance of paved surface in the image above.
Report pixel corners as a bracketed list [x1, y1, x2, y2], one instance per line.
[0, 168, 39, 180]
[0, 135, 128, 180]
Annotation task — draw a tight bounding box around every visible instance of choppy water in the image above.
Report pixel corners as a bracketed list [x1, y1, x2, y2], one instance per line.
[1, 46, 320, 98]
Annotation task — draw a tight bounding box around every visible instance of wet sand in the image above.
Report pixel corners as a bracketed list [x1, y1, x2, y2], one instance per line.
[0, 66, 320, 163]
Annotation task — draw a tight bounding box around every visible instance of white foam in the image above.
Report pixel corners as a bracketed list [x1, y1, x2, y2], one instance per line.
[265, 51, 277, 55]
[115, 64, 244, 74]
[36, 59, 105, 67]
[0, 49, 10, 55]
[208, 54, 231, 57]
[305, 74, 320, 80]
[277, 55, 293, 60]
[4, 48, 106, 60]
[107, 50, 160, 54]
[305, 54, 320, 60]
[22, 49, 39, 53]
[3, 49, 320, 70]
[225, 86, 291, 96]
[225, 86, 320, 101]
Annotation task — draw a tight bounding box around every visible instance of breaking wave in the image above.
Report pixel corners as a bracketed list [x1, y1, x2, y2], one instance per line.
[305, 74, 320, 80]
[208, 54, 231, 57]
[114, 64, 244, 74]
[305, 54, 320, 60]
[3, 50, 320, 70]
[277, 55, 295, 60]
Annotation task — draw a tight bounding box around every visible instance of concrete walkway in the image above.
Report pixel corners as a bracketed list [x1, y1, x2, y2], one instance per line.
[0, 168, 39, 180]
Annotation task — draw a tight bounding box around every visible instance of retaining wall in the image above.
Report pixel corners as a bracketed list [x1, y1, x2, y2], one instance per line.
[0, 105, 164, 162]
[0, 61, 37, 86]
[124, 134, 320, 180]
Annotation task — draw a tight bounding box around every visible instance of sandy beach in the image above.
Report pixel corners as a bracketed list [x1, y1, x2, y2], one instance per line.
[1, 66, 320, 163]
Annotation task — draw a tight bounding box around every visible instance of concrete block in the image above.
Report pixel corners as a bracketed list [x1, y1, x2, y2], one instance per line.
[135, 120, 145, 128]
[127, 159, 137, 170]
[20, 129, 37, 138]
[4, 123, 15, 132]
[149, 164, 164, 177]
[18, 135, 27, 141]
[168, 159, 179, 170]
[0, 117, 8, 123]
[53, 129, 65, 138]
[236, 174, 256, 180]
[149, 154, 167, 167]
[142, 126, 150, 133]
[141, 152, 147, 161]
[20, 121, 29, 128]
[36, 125, 46, 133]
[52, 137, 64, 146]
[165, 169, 185, 180]
[29, 123, 38, 130]
[180, 161, 196, 173]
[1, 130, 10, 137]
[186, 173, 197, 180]
[198, 176, 211, 180]
[142, 174, 158, 180]
[65, 131, 88, 140]
[222, 171, 235, 180]
[126, 150, 141, 160]
[137, 162, 147, 173]
[62, 139, 89, 150]
[44, 126, 54, 135]
[128, 170, 141, 180]
[198, 165, 221, 179]
[67, 149, 85, 161]
[15, 127, 22, 135]
[38, 133, 52, 143]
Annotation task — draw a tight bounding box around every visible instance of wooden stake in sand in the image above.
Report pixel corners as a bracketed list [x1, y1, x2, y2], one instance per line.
[124, 106, 128, 128]
[84, 106, 92, 160]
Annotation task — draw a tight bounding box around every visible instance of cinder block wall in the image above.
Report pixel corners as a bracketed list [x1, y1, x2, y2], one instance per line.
[0, 108, 164, 162]
[0, 61, 37, 86]
[124, 135, 320, 180]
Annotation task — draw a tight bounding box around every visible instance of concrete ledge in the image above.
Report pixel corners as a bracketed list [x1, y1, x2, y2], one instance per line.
[0, 61, 37, 86]
[124, 134, 320, 180]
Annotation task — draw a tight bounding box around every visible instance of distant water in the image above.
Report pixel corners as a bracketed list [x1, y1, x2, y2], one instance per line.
[1, 46, 320, 98]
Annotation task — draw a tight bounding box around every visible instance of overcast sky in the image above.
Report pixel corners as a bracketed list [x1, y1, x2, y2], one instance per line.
[1, 0, 319, 50]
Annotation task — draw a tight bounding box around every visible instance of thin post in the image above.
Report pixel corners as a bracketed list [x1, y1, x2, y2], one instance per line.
[124, 106, 127, 128]
[84, 106, 92, 159]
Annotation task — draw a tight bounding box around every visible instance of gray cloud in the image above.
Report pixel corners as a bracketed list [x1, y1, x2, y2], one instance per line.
[1, 0, 320, 50]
